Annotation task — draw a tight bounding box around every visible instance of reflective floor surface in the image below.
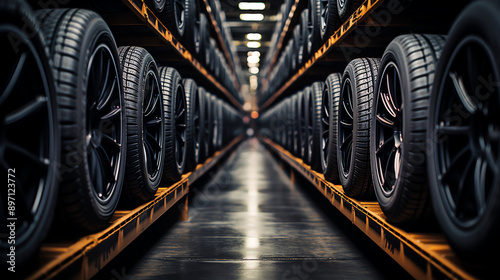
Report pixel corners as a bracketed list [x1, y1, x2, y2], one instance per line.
[94, 138, 411, 279]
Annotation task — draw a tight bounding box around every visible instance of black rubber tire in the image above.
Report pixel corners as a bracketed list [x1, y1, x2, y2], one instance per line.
[159, 67, 186, 183]
[0, 0, 60, 266]
[296, 91, 305, 159]
[183, 78, 200, 171]
[144, 0, 167, 18]
[284, 97, 294, 152]
[291, 94, 300, 156]
[307, 0, 322, 56]
[308, 81, 324, 171]
[293, 24, 305, 68]
[427, 0, 500, 262]
[197, 86, 208, 163]
[183, 0, 198, 53]
[301, 86, 312, 163]
[338, 58, 379, 198]
[203, 91, 214, 157]
[35, 8, 127, 232]
[197, 13, 208, 59]
[320, 0, 341, 42]
[322, 73, 342, 183]
[211, 95, 222, 151]
[216, 98, 224, 150]
[371, 34, 445, 225]
[163, 0, 186, 39]
[118, 46, 165, 204]
[300, 9, 310, 61]
[337, 0, 362, 22]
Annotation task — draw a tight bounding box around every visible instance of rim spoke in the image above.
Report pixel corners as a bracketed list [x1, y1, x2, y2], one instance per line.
[376, 114, 394, 127]
[342, 99, 353, 119]
[5, 141, 48, 170]
[146, 118, 162, 127]
[340, 133, 353, 151]
[340, 119, 352, 127]
[102, 134, 121, 151]
[376, 137, 395, 156]
[96, 145, 116, 188]
[381, 91, 397, 118]
[101, 107, 121, 120]
[89, 147, 105, 196]
[473, 157, 488, 212]
[144, 140, 156, 172]
[441, 145, 472, 183]
[146, 131, 161, 152]
[436, 124, 471, 135]
[96, 77, 116, 111]
[5, 96, 47, 125]
[449, 72, 477, 114]
[176, 108, 185, 120]
[1, 52, 28, 107]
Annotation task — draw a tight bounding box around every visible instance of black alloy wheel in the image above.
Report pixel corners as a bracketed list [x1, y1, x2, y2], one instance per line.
[0, 0, 60, 266]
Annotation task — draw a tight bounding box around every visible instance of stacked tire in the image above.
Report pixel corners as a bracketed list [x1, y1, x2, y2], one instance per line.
[0, 0, 244, 267]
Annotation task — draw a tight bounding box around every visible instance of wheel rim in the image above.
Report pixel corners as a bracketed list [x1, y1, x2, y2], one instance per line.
[322, 84, 330, 167]
[432, 36, 500, 228]
[339, 78, 354, 176]
[374, 62, 403, 196]
[142, 70, 163, 181]
[0, 26, 54, 245]
[175, 84, 186, 168]
[174, 0, 185, 31]
[321, 1, 329, 34]
[86, 44, 124, 203]
[338, 0, 346, 9]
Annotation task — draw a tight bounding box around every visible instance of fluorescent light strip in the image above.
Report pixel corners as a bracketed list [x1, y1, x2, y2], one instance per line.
[247, 41, 261, 48]
[239, 2, 266, 10]
[240, 13, 264, 21]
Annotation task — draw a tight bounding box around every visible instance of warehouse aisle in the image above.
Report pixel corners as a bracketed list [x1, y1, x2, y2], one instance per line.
[112, 139, 409, 279]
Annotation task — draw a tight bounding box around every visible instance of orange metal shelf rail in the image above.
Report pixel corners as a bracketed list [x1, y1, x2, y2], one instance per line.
[261, 137, 481, 280]
[260, 0, 384, 111]
[121, 0, 243, 110]
[266, 0, 301, 73]
[26, 135, 245, 280]
[202, 0, 240, 91]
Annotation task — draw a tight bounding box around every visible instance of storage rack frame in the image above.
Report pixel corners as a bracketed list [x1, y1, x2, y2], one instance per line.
[261, 137, 480, 280]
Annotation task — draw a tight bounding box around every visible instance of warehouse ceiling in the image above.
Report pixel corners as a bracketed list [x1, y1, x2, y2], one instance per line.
[218, 1, 282, 89]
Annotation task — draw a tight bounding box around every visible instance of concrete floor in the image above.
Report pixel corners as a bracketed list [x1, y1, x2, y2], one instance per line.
[94, 138, 411, 279]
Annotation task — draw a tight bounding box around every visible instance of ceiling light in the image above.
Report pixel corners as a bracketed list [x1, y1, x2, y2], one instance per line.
[248, 51, 260, 57]
[247, 56, 260, 63]
[246, 33, 262, 40]
[249, 67, 259, 74]
[247, 41, 261, 48]
[239, 2, 265, 10]
[240, 13, 264, 21]
[247, 62, 259, 68]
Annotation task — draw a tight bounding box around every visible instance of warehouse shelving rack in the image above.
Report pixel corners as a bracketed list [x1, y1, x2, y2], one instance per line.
[26, 135, 245, 280]
[262, 137, 483, 280]
[116, 0, 243, 110]
[18, 0, 247, 278]
[258, 0, 466, 111]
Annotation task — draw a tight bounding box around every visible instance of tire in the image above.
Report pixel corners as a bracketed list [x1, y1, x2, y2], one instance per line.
[337, 0, 362, 22]
[320, 0, 341, 42]
[296, 91, 305, 159]
[291, 94, 300, 156]
[119, 46, 165, 204]
[0, 0, 60, 266]
[371, 34, 445, 225]
[144, 0, 167, 18]
[322, 73, 342, 183]
[163, 0, 186, 38]
[202, 91, 214, 158]
[197, 13, 208, 59]
[197, 86, 208, 162]
[338, 58, 379, 198]
[301, 86, 312, 163]
[211, 95, 222, 151]
[183, 78, 200, 171]
[427, 0, 500, 261]
[293, 24, 305, 67]
[35, 8, 127, 232]
[183, 0, 199, 53]
[306, 0, 322, 56]
[300, 9, 310, 61]
[308, 81, 324, 171]
[159, 67, 186, 183]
